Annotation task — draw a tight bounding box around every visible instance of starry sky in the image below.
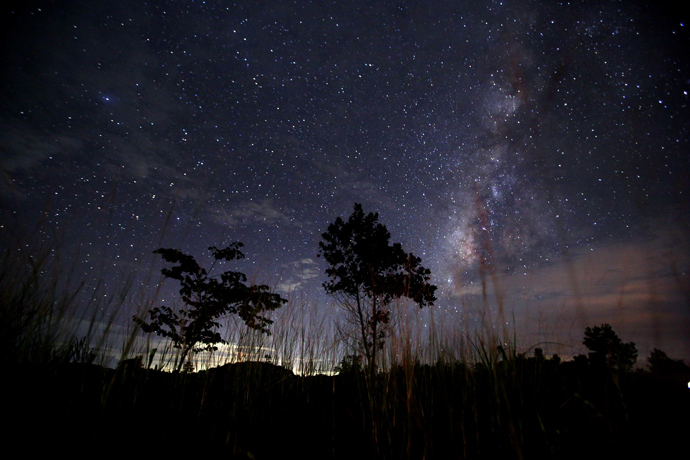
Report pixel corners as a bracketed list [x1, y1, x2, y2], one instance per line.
[2, 1, 689, 362]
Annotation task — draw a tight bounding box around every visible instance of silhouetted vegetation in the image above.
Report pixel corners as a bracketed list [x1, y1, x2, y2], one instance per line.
[318, 203, 437, 383]
[2, 209, 688, 459]
[133, 245, 287, 371]
[648, 348, 690, 374]
[583, 323, 638, 373]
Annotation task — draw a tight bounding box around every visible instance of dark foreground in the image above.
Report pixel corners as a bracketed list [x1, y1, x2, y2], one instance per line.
[3, 359, 689, 459]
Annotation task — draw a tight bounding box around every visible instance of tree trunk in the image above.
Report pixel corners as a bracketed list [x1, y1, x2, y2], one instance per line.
[370, 296, 377, 385]
[355, 291, 369, 374]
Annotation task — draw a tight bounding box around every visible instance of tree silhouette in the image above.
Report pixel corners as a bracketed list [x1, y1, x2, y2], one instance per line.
[133, 244, 287, 371]
[583, 323, 638, 372]
[318, 203, 437, 381]
[647, 348, 690, 374]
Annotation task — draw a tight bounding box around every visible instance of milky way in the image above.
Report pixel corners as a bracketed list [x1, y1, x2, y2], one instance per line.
[2, 1, 688, 360]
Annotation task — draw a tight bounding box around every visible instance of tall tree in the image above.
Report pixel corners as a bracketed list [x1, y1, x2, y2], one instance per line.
[583, 323, 638, 372]
[133, 244, 287, 371]
[318, 203, 437, 380]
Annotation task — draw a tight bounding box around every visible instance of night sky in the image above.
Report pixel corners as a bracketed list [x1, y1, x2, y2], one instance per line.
[2, 1, 689, 362]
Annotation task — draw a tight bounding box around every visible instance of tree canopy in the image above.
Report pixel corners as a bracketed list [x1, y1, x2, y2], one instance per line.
[583, 323, 638, 372]
[318, 203, 437, 378]
[133, 244, 287, 371]
[647, 348, 690, 374]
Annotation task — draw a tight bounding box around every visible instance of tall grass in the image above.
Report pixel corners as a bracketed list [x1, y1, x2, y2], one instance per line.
[0, 208, 88, 365]
[0, 197, 163, 371]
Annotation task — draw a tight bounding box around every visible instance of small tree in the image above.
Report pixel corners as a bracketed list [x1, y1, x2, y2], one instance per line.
[318, 203, 437, 381]
[134, 244, 287, 371]
[334, 353, 363, 376]
[583, 323, 638, 372]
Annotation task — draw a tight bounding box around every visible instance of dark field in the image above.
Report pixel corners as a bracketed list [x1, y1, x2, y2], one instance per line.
[4, 354, 688, 459]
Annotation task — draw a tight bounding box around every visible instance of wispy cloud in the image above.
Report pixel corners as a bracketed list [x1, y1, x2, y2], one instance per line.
[276, 258, 320, 293]
[209, 198, 299, 229]
[443, 231, 689, 360]
[0, 125, 83, 174]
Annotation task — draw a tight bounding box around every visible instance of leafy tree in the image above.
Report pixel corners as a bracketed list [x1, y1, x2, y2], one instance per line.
[318, 203, 437, 380]
[583, 323, 638, 372]
[133, 244, 287, 371]
[647, 348, 690, 374]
